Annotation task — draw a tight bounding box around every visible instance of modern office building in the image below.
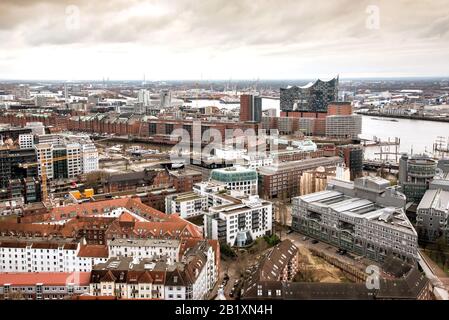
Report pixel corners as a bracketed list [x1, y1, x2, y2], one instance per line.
[399, 154, 437, 202]
[0, 147, 38, 189]
[292, 177, 418, 263]
[240, 94, 262, 123]
[204, 195, 272, 247]
[416, 189, 449, 244]
[210, 166, 258, 196]
[258, 156, 343, 200]
[280, 76, 339, 114]
[325, 114, 362, 139]
[34, 134, 99, 180]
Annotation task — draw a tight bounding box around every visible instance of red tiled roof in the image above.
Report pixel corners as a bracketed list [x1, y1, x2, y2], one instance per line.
[78, 244, 109, 258]
[0, 272, 90, 286]
[20, 198, 171, 224]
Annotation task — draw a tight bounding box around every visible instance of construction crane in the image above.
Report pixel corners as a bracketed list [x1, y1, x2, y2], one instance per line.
[19, 155, 69, 205]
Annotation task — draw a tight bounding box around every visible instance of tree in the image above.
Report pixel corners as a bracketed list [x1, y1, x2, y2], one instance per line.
[220, 242, 237, 258]
[435, 235, 448, 266]
[293, 268, 317, 282]
[249, 238, 269, 254]
[84, 170, 110, 190]
[264, 234, 281, 247]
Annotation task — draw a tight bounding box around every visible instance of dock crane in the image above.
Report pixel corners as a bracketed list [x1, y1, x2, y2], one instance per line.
[19, 155, 69, 206]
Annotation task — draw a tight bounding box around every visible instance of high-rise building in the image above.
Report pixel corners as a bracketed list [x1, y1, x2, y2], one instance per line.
[35, 143, 54, 179]
[0, 147, 38, 189]
[325, 115, 362, 139]
[280, 76, 339, 115]
[240, 94, 262, 123]
[137, 89, 150, 107]
[160, 89, 172, 109]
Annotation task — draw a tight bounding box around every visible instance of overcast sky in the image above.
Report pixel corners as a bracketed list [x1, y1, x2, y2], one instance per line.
[1, 0, 449, 80]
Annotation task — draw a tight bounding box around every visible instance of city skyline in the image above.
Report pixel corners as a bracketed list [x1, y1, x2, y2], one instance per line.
[1, 0, 449, 80]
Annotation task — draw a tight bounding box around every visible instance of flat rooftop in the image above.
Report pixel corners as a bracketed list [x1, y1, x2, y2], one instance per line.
[258, 157, 342, 175]
[298, 190, 416, 235]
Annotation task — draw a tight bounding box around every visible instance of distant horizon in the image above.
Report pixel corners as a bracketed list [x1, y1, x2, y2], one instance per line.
[1, 75, 449, 84]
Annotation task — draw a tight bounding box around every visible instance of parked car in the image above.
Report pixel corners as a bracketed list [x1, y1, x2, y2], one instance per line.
[223, 274, 230, 281]
[311, 239, 319, 244]
[286, 229, 294, 234]
[302, 236, 308, 241]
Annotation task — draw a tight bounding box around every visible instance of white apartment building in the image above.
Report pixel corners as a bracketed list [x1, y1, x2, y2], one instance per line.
[204, 195, 273, 247]
[0, 240, 108, 273]
[81, 143, 99, 173]
[18, 134, 34, 149]
[192, 181, 238, 208]
[138, 89, 150, 107]
[108, 238, 181, 262]
[165, 192, 208, 218]
[243, 154, 273, 169]
[66, 143, 82, 178]
[35, 143, 54, 179]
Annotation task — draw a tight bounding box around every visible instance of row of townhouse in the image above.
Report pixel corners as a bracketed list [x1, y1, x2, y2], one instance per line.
[0, 239, 108, 273]
[0, 272, 90, 300]
[0, 239, 218, 300]
[89, 240, 217, 300]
